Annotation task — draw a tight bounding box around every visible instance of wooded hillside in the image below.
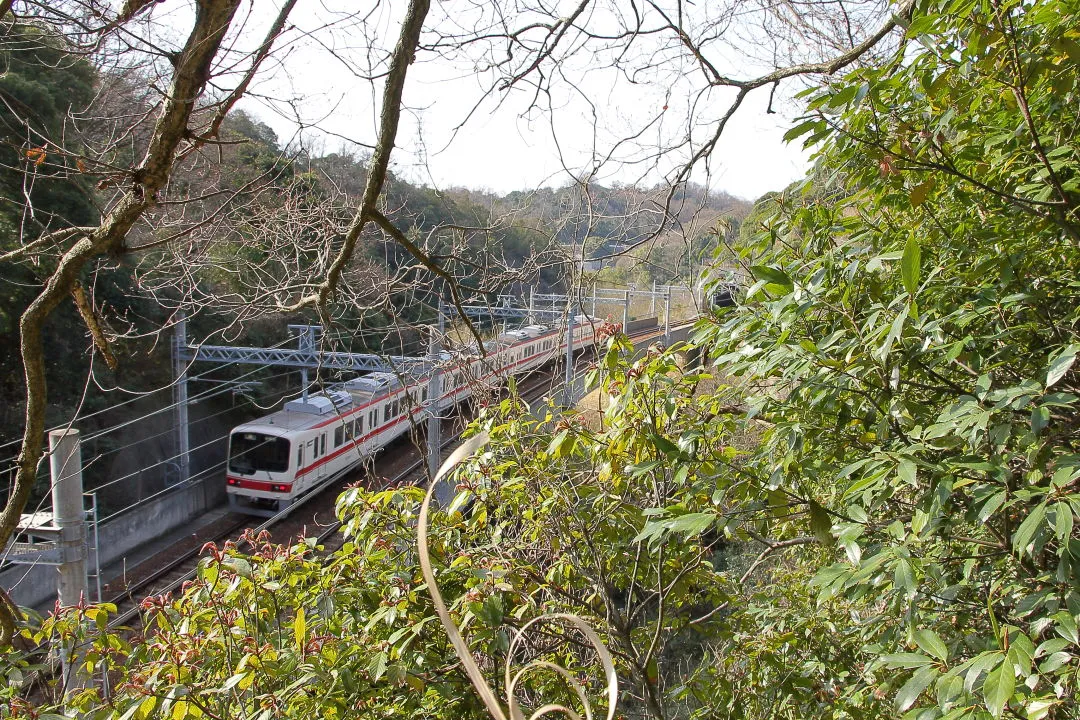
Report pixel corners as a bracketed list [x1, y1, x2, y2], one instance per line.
[2, 0, 1078, 719]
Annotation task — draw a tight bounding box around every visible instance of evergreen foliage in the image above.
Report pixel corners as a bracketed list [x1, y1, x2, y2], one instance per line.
[5, 0, 1080, 717]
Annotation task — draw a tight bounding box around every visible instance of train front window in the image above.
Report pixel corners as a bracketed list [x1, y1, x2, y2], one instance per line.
[229, 433, 290, 474]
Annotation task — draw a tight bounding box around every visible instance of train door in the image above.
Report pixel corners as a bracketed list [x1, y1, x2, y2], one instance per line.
[315, 433, 328, 480]
[302, 433, 317, 482]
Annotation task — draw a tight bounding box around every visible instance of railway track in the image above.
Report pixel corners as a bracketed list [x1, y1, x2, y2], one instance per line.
[102, 319, 693, 629]
[12, 319, 695, 704]
[102, 359, 568, 628]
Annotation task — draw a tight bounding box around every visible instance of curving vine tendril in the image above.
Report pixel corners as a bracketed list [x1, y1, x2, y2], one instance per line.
[418, 433, 620, 720]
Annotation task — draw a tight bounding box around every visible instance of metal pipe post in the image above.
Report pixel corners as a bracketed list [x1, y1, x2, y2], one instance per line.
[427, 307, 445, 499]
[172, 314, 190, 484]
[528, 288, 535, 324]
[50, 429, 89, 693]
[651, 279, 657, 314]
[298, 326, 315, 402]
[664, 285, 673, 345]
[563, 305, 575, 406]
[622, 289, 631, 330]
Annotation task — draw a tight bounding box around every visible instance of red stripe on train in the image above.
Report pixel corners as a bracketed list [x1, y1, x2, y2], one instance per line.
[226, 476, 292, 492]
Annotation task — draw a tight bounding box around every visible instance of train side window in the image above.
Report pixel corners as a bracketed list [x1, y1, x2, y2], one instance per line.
[334, 425, 344, 447]
[307, 438, 317, 459]
[320, 434, 326, 456]
[297, 445, 304, 468]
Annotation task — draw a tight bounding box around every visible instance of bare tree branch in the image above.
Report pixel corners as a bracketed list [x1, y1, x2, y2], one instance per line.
[0, 0, 301, 645]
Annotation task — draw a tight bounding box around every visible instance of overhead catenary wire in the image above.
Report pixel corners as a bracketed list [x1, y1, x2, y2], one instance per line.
[0, 368, 304, 498]
[0, 327, 416, 489]
[46, 340, 427, 503]
[3, 310, 626, 572]
[0, 315, 512, 511]
[0, 331, 306, 460]
[0, 313, 532, 483]
[0, 292, 591, 462]
[87, 433, 233, 497]
[0, 331, 315, 468]
[0, 315, 464, 463]
[89, 334, 442, 518]
[98, 458, 229, 525]
[0, 321, 457, 571]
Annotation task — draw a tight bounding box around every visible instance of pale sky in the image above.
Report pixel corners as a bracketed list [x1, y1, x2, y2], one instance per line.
[236, 2, 811, 202]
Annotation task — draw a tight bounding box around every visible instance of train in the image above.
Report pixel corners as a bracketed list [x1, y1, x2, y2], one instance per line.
[225, 315, 601, 515]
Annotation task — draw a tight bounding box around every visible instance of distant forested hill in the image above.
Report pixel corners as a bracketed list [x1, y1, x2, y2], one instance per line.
[0, 64, 751, 482]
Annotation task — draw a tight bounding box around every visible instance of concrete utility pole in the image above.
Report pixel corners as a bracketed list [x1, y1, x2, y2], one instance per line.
[528, 288, 535, 324]
[49, 429, 89, 694]
[427, 306, 445, 498]
[651, 279, 657, 314]
[622, 289, 631, 330]
[172, 314, 190, 485]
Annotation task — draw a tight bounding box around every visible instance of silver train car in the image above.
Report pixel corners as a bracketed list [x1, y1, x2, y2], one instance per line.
[225, 317, 599, 514]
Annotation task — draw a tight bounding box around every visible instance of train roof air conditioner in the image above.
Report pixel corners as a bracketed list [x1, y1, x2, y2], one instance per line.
[285, 395, 333, 415]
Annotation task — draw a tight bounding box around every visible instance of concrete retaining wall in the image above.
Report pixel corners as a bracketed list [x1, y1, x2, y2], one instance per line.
[625, 316, 658, 334]
[668, 323, 693, 344]
[1, 473, 226, 611]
